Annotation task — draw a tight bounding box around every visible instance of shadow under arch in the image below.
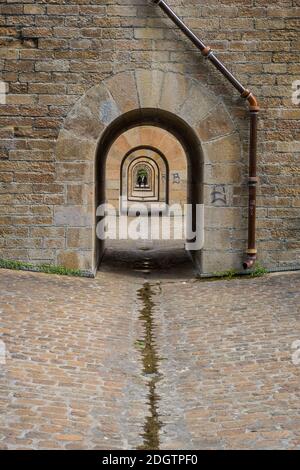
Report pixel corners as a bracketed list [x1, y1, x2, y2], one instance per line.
[95, 108, 204, 272]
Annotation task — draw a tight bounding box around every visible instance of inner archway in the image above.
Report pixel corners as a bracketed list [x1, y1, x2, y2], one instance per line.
[120, 147, 169, 212]
[95, 108, 204, 276]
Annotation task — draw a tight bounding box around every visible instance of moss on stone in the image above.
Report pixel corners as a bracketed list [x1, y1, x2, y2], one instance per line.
[0, 258, 84, 277]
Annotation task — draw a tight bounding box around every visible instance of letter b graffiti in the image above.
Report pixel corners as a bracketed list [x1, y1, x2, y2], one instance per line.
[292, 80, 300, 105]
[291, 340, 300, 366]
[0, 340, 6, 365]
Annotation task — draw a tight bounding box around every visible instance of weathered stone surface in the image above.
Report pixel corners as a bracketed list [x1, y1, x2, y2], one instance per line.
[205, 206, 244, 229]
[66, 184, 93, 205]
[56, 250, 92, 270]
[56, 131, 96, 162]
[207, 163, 242, 184]
[202, 133, 242, 163]
[135, 69, 165, 109]
[56, 162, 93, 183]
[202, 250, 243, 273]
[104, 71, 139, 114]
[160, 72, 190, 115]
[54, 205, 93, 227]
[197, 102, 236, 142]
[66, 227, 93, 249]
[179, 81, 220, 127]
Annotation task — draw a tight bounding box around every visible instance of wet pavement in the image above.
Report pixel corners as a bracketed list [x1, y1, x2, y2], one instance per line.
[101, 242, 195, 280]
[1, 248, 300, 449]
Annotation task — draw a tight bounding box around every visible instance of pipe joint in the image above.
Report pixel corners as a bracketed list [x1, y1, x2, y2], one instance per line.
[243, 255, 257, 270]
[248, 176, 258, 186]
[241, 89, 260, 112]
[243, 250, 257, 269]
[201, 46, 212, 57]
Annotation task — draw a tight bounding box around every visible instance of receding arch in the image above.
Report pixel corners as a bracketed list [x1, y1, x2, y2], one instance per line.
[120, 146, 169, 213]
[95, 108, 204, 271]
[129, 158, 158, 196]
[120, 145, 170, 207]
[126, 156, 160, 201]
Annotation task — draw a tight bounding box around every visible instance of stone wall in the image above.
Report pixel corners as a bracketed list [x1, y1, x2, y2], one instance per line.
[0, 0, 299, 274]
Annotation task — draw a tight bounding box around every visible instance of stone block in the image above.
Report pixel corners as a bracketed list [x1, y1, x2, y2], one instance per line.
[56, 131, 96, 162]
[54, 205, 93, 227]
[203, 229, 232, 250]
[179, 81, 220, 127]
[160, 72, 190, 115]
[56, 162, 93, 183]
[205, 206, 245, 229]
[202, 250, 243, 274]
[57, 250, 93, 270]
[206, 163, 241, 184]
[202, 133, 242, 163]
[66, 227, 93, 250]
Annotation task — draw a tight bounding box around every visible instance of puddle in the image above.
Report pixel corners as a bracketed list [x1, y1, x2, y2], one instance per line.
[136, 282, 162, 450]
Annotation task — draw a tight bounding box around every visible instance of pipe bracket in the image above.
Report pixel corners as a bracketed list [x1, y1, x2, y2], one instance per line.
[248, 177, 258, 186]
[246, 249, 257, 255]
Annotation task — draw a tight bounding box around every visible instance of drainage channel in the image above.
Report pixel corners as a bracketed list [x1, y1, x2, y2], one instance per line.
[136, 282, 162, 450]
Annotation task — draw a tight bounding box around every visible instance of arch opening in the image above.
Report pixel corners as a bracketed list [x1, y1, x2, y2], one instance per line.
[95, 108, 204, 276]
[121, 148, 168, 211]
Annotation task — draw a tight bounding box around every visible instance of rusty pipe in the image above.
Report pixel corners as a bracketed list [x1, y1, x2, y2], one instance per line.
[243, 111, 258, 269]
[243, 256, 256, 270]
[151, 0, 207, 51]
[151, 0, 246, 94]
[151, 0, 260, 269]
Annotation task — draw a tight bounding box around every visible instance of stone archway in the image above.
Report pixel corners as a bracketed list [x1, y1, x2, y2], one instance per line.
[121, 148, 168, 209]
[55, 70, 242, 275]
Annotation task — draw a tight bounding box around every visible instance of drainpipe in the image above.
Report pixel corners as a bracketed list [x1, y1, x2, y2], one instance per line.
[150, 0, 259, 269]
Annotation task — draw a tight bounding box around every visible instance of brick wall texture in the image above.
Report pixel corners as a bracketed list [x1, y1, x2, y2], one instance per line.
[0, 0, 299, 274]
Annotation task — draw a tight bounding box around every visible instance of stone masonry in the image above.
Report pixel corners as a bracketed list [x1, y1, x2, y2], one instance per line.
[0, 1, 299, 274]
[0, 267, 300, 449]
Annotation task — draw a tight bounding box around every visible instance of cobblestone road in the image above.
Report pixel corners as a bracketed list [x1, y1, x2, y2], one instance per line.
[1, 253, 300, 449]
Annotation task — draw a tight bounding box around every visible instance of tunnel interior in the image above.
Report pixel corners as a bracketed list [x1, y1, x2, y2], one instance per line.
[95, 108, 204, 278]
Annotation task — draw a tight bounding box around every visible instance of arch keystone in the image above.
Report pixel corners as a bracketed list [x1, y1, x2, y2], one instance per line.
[135, 69, 165, 108]
[160, 72, 191, 114]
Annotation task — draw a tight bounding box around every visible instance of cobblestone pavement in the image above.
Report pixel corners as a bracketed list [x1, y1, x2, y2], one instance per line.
[1, 253, 300, 450]
[0, 267, 147, 450]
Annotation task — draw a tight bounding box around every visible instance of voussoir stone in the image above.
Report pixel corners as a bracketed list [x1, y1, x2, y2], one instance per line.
[179, 80, 220, 127]
[104, 71, 139, 114]
[135, 68, 165, 109]
[160, 72, 191, 115]
[196, 102, 236, 142]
